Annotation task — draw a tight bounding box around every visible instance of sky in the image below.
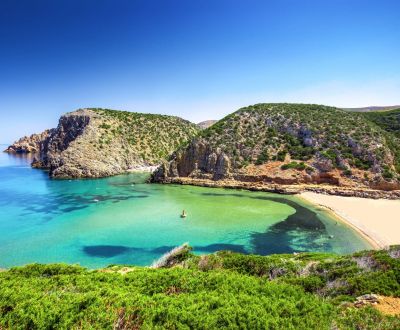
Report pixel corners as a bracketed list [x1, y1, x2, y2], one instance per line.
[0, 0, 399, 143]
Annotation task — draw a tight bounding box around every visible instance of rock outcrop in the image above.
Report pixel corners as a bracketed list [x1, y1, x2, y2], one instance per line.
[154, 139, 231, 181]
[5, 129, 54, 153]
[22, 108, 199, 178]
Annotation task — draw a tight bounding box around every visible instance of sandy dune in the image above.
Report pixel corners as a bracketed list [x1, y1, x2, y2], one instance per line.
[300, 192, 400, 248]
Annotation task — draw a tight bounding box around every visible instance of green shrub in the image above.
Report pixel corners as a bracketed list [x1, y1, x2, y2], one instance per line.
[281, 162, 306, 171]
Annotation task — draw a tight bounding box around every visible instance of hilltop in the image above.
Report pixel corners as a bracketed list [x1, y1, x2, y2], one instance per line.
[1, 246, 399, 328]
[153, 103, 400, 195]
[343, 105, 400, 112]
[6, 108, 199, 178]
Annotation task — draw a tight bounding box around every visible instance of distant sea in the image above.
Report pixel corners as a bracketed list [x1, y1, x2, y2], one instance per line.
[0, 147, 371, 269]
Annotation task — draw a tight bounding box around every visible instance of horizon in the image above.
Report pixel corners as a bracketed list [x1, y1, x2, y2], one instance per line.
[1, 0, 399, 142]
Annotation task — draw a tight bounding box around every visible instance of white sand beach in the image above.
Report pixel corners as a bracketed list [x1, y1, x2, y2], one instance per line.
[300, 192, 400, 249]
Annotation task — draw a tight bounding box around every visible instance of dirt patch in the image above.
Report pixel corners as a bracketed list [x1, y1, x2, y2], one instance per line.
[374, 296, 400, 316]
[99, 266, 136, 275]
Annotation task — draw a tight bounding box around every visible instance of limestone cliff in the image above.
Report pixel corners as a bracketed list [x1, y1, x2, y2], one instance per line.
[22, 108, 199, 178]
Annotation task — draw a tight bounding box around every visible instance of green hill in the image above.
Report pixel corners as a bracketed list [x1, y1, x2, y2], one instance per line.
[91, 108, 199, 164]
[13, 108, 200, 178]
[154, 103, 400, 190]
[362, 108, 400, 138]
[1, 247, 399, 329]
[342, 105, 400, 112]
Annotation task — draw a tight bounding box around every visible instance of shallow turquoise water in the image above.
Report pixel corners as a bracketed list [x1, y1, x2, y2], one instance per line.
[0, 149, 371, 268]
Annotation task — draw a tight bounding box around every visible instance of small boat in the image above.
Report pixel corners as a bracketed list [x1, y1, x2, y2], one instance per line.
[180, 210, 187, 218]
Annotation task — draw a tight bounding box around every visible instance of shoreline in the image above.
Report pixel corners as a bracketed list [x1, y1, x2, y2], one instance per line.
[298, 194, 381, 250]
[300, 192, 400, 249]
[155, 177, 400, 199]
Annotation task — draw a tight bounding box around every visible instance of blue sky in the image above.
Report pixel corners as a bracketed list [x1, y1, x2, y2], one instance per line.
[1, 0, 399, 143]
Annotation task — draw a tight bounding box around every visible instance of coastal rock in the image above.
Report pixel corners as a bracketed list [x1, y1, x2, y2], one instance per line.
[23, 108, 199, 178]
[354, 294, 380, 307]
[4, 129, 54, 154]
[150, 243, 192, 268]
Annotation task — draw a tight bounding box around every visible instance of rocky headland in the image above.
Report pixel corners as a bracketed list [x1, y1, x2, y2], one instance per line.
[4, 129, 55, 153]
[5, 108, 199, 178]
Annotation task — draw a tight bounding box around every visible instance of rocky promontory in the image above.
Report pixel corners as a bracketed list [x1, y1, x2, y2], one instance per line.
[4, 129, 54, 153]
[6, 108, 199, 178]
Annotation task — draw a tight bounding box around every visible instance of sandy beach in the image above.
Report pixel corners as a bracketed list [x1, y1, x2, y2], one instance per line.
[301, 192, 400, 249]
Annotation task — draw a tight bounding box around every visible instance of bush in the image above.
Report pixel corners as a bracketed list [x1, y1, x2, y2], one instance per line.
[276, 150, 287, 161]
[281, 162, 306, 171]
[255, 149, 269, 165]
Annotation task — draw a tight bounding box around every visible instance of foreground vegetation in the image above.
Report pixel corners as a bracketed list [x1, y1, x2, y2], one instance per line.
[1, 246, 400, 329]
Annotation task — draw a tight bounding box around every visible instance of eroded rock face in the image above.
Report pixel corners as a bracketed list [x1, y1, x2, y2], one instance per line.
[32, 109, 159, 178]
[5, 129, 55, 154]
[153, 138, 231, 181]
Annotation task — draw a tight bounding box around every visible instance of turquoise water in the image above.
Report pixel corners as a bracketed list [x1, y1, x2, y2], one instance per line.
[0, 148, 371, 268]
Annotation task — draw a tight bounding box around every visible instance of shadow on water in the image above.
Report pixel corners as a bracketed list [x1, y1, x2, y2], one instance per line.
[250, 196, 331, 254]
[0, 189, 149, 220]
[82, 243, 248, 259]
[193, 243, 247, 254]
[83, 245, 133, 257]
[82, 245, 178, 258]
[197, 191, 331, 254]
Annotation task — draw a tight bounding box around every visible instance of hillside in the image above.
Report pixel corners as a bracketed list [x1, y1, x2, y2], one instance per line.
[153, 103, 400, 193]
[343, 105, 400, 112]
[6, 108, 199, 178]
[0, 246, 399, 328]
[362, 108, 400, 138]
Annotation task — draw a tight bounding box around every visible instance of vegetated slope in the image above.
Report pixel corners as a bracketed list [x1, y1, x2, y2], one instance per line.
[362, 108, 400, 138]
[343, 105, 400, 112]
[22, 108, 199, 178]
[153, 103, 400, 191]
[1, 246, 400, 329]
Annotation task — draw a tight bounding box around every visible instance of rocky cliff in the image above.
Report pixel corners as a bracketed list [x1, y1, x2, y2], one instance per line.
[4, 129, 55, 153]
[153, 103, 400, 191]
[13, 108, 199, 178]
